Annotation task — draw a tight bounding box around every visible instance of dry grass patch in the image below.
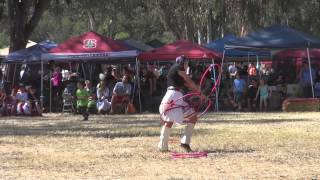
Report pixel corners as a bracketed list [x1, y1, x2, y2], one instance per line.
[0, 112, 319, 179]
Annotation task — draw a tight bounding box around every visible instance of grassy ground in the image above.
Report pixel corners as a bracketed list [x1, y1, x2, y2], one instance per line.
[0, 112, 320, 179]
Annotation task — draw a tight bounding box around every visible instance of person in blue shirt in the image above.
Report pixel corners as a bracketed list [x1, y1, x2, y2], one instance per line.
[233, 73, 246, 111]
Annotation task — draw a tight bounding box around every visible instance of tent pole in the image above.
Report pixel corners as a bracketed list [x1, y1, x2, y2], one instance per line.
[212, 58, 218, 112]
[307, 48, 315, 98]
[49, 70, 52, 113]
[216, 50, 226, 112]
[40, 60, 44, 112]
[81, 63, 86, 80]
[136, 58, 142, 113]
[12, 64, 17, 88]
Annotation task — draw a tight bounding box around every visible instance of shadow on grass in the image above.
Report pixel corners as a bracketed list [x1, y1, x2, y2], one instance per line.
[201, 118, 308, 125]
[0, 120, 211, 139]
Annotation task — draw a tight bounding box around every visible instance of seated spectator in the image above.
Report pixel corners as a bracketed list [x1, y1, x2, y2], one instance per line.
[110, 75, 132, 114]
[0, 88, 6, 116]
[16, 85, 31, 115]
[247, 79, 258, 111]
[27, 86, 42, 115]
[85, 80, 95, 94]
[96, 80, 111, 114]
[4, 88, 17, 115]
[76, 80, 89, 121]
[87, 92, 97, 114]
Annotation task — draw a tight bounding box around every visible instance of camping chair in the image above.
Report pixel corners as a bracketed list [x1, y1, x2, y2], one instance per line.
[62, 92, 75, 113]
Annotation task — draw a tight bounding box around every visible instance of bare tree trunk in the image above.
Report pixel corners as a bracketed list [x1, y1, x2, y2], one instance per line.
[207, 8, 212, 43]
[7, 0, 51, 86]
[87, 10, 96, 31]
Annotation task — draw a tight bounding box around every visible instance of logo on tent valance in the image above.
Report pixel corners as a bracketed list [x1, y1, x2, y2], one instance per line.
[83, 39, 97, 49]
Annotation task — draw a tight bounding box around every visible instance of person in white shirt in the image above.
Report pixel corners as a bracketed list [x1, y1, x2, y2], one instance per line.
[110, 75, 132, 114]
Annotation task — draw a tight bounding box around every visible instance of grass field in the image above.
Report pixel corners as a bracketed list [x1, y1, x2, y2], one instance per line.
[0, 112, 320, 179]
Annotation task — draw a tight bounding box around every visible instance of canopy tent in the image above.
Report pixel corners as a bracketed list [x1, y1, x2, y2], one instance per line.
[225, 25, 320, 49]
[206, 34, 271, 57]
[276, 49, 320, 58]
[42, 31, 138, 63]
[138, 40, 221, 61]
[138, 40, 221, 111]
[4, 40, 57, 64]
[225, 25, 320, 98]
[0, 40, 37, 57]
[123, 39, 154, 52]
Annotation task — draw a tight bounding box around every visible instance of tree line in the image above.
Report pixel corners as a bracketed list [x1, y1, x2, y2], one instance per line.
[0, 0, 320, 52]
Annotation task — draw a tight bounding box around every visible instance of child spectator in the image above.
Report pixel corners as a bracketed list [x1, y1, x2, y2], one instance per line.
[233, 73, 246, 111]
[96, 80, 111, 114]
[247, 79, 258, 111]
[255, 79, 271, 112]
[76, 80, 89, 121]
[16, 85, 30, 115]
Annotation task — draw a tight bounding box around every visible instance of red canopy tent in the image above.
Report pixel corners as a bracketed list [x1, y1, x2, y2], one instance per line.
[276, 49, 320, 58]
[138, 40, 221, 61]
[42, 31, 137, 63]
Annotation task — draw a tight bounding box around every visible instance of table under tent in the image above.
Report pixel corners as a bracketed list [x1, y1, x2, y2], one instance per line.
[138, 40, 222, 112]
[225, 25, 320, 99]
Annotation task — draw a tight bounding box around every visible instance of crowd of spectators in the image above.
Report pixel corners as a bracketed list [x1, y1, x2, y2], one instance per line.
[0, 59, 320, 117]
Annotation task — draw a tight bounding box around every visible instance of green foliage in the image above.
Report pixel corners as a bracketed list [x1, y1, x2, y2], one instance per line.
[1, 0, 320, 47]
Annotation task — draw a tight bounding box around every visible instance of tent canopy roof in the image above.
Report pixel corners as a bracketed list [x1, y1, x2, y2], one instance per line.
[50, 31, 131, 53]
[0, 40, 37, 57]
[4, 40, 57, 64]
[206, 34, 271, 57]
[276, 48, 320, 58]
[43, 31, 138, 62]
[138, 40, 221, 61]
[225, 25, 320, 50]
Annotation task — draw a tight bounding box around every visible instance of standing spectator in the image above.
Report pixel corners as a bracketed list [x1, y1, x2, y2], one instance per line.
[247, 79, 258, 111]
[141, 67, 157, 96]
[105, 67, 117, 91]
[299, 61, 316, 98]
[248, 63, 257, 82]
[255, 79, 271, 112]
[233, 73, 246, 111]
[110, 75, 132, 114]
[76, 80, 89, 121]
[51, 66, 63, 112]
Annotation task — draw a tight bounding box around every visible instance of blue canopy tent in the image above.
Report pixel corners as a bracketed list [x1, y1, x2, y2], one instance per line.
[225, 25, 320, 98]
[4, 40, 57, 64]
[2, 40, 58, 113]
[206, 34, 271, 57]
